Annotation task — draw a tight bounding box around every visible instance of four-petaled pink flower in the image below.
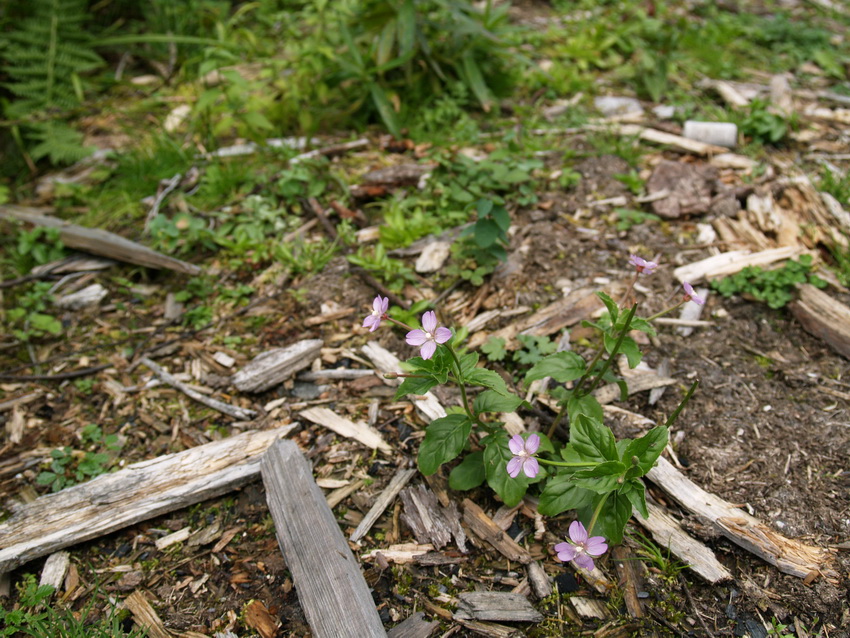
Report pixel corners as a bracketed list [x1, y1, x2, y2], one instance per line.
[629, 254, 658, 275]
[363, 296, 389, 332]
[507, 433, 540, 478]
[682, 282, 704, 305]
[406, 311, 452, 360]
[554, 521, 608, 571]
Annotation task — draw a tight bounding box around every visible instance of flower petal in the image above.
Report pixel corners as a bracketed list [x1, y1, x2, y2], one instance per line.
[522, 456, 539, 478]
[434, 326, 452, 344]
[372, 296, 384, 313]
[525, 433, 541, 454]
[506, 457, 522, 478]
[406, 329, 428, 346]
[379, 296, 389, 313]
[555, 543, 577, 562]
[363, 315, 377, 330]
[420, 340, 437, 360]
[573, 554, 595, 571]
[421, 311, 437, 334]
[585, 536, 608, 557]
[508, 434, 525, 455]
[569, 520, 588, 544]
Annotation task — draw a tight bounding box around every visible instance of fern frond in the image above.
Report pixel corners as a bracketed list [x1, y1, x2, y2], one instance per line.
[27, 121, 93, 165]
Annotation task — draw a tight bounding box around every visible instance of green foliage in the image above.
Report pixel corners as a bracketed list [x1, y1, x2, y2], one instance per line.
[36, 424, 123, 492]
[481, 336, 507, 362]
[0, 574, 144, 638]
[348, 244, 417, 293]
[711, 255, 826, 309]
[12, 227, 66, 275]
[4, 281, 63, 342]
[738, 99, 790, 145]
[446, 199, 511, 286]
[820, 166, 850, 209]
[614, 208, 661, 232]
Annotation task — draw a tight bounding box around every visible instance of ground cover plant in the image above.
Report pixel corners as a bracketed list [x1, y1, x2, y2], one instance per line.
[1, 0, 850, 636]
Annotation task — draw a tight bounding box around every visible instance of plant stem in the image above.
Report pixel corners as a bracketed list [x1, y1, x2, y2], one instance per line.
[446, 344, 476, 423]
[585, 303, 637, 396]
[586, 493, 610, 537]
[646, 301, 685, 322]
[665, 379, 699, 428]
[537, 458, 596, 468]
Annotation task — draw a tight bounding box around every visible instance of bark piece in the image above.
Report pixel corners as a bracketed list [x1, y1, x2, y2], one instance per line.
[455, 592, 543, 623]
[647, 160, 718, 219]
[647, 456, 837, 581]
[140, 357, 257, 421]
[233, 339, 323, 393]
[415, 241, 452, 274]
[0, 205, 200, 275]
[350, 468, 417, 543]
[261, 439, 386, 638]
[635, 500, 732, 583]
[386, 612, 439, 638]
[39, 551, 70, 591]
[611, 546, 644, 619]
[300, 406, 392, 453]
[462, 499, 531, 564]
[790, 284, 850, 360]
[400, 484, 467, 552]
[0, 424, 296, 574]
[124, 590, 171, 638]
[525, 560, 553, 600]
[243, 599, 280, 638]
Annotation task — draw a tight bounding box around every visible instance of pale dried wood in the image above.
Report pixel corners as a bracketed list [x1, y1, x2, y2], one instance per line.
[614, 124, 729, 155]
[647, 457, 837, 581]
[400, 484, 467, 552]
[462, 499, 532, 564]
[593, 375, 677, 405]
[326, 478, 367, 509]
[124, 590, 171, 638]
[232, 339, 323, 393]
[0, 205, 201, 275]
[570, 597, 610, 620]
[386, 612, 440, 638]
[6, 406, 25, 444]
[455, 592, 543, 623]
[39, 551, 70, 590]
[0, 391, 41, 413]
[361, 342, 446, 421]
[672, 246, 800, 284]
[55, 283, 108, 310]
[611, 546, 645, 619]
[525, 560, 553, 600]
[140, 357, 257, 421]
[710, 80, 751, 108]
[300, 406, 392, 453]
[362, 543, 435, 564]
[261, 439, 386, 638]
[350, 468, 417, 543]
[290, 137, 369, 164]
[304, 307, 355, 326]
[299, 368, 376, 381]
[155, 527, 191, 550]
[790, 284, 850, 360]
[0, 424, 296, 574]
[635, 500, 732, 583]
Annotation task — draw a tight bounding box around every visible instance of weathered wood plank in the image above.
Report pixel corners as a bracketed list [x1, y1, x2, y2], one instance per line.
[790, 283, 850, 360]
[233, 339, 323, 393]
[261, 439, 386, 638]
[0, 425, 296, 574]
[400, 484, 467, 552]
[0, 205, 201, 275]
[647, 456, 837, 581]
[455, 592, 543, 623]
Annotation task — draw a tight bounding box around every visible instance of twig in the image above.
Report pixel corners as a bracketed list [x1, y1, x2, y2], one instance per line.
[306, 197, 339, 243]
[0, 364, 110, 382]
[679, 573, 715, 638]
[139, 356, 257, 421]
[289, 138, 368, 164]
[351, 267, 409, 310]
[144, 173, 182, 232]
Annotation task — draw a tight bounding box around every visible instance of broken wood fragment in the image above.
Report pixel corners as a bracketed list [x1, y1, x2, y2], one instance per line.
[232, 339, 323, 393]
[790, 284, 850, 360]
[0, 424, 296, 574]
[124, 590, 171, 638]
[300, 406, 392, 453]
[243, 599, 280, 638]
[261, 439, 386, 638]
[611, 546, 645, 619]
[140, 357, 257, 421]
[462, 499, 531, 564]
[39, 551, 70, 591]
[525, 560, 553, 600]
[386, 611, 440, 638]
[455, 592, 543, 623]
[672, 246, 801, 284]
[350, 467, 417, 543]
[647, 457, 837, 581]
[570, 596, 610, 620]
[400, 484, 467, 552]
[0, 205, 201, 275]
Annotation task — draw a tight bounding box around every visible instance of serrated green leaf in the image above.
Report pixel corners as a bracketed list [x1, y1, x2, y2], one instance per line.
[596, 291, 619, 324]
[465, 367, 510, 395]
[473, 390, 524, 414]
[449, 451, 485, 491]
[570, 414, 618, 463]
[573, 461, 627, 493]
[418, 415, 473, 475]
[473, 218, 501, 248]
[395, 375, 439, 400]
[567, 393, 604, 425]
[538, 475, 594, 516]
[623, 426, 668, 478]
[526, 351, 587, 383]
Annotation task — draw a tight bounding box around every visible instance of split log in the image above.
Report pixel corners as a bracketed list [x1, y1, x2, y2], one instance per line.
[647, 456, 837, 581]
[232, 339, 323, 393]
[300, 406, 392, 453]
[0, 205, 200, 275]
[634, 500, 732, 584]
[261, 439, 386, 638]
[0, 424, 296, 574]
[790, 284, 850, 360]
[455, 592, 543, 623]
[350, 467, 417, 543]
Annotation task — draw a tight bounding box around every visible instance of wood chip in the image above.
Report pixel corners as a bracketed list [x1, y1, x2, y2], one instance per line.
[455, 592, 543, 623]
[462, 499, 531, 564]
[362, 543, 435, 564]
[232, 339, 323, 393]
[790, 284, 850, 360]
[400, 484, 467, 552]
[39, 551, 70, 591]
[243, 599, 280, 638]
[124, 590, 171, 638]
[155, 526, 191, 550]
[261, 439, 385, 637]
[350, 468, 416, 543]
[570, 596, 610, 620]
[386, 611, 440, 638]
[300, 406, 392, 453]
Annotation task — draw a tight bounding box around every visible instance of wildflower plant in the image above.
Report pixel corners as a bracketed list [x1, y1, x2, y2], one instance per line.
[362, 254, 700, 559]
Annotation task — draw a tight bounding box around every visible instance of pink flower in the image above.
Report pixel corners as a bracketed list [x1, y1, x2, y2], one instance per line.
[682, 282, 704, 305]
[554, 521, 608, 571]
[363, 296, 389, 332]
[507, 433, 540, 478]
[405, 311, 452, 359]
[629, 254, 658, 275]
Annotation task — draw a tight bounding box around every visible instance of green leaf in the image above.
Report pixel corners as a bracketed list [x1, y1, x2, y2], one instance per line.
[538, 475, 594, 516]
[369, 83, 401, 138]
[577, 492, 632, 545]
[567, 393, 604, 425]
[36, 471, 57, 486]
[573, 461, 627, 494]
[396, 0, 416, 59]
[483, 433, 532, 507]
[481, 337, 507, 362]
[473, 390, 524, 414]
[418, 415, 473, 475]
[395, 375, 439, 400]
[623, 426, 668, 478]
[491, 205, 510, 232]
[596, 291, 619, 324]
[570, 414, 618, 463]
[473, 218, 501, 248]
[449, 451, 485, 491]
[620, 479, 648, 518]
[465, 367, 510, 395]
[457, 352, 480, 379]
[526, 351, 586, 383]
[461, 52, 493, 112]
